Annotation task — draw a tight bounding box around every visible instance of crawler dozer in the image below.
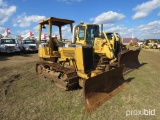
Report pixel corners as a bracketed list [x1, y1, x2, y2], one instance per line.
[74, 23, 140, 74]
[143, 39, 158, 49]
[36, 17, 127, 112]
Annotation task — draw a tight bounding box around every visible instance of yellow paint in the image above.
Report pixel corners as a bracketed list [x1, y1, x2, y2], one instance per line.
[38, 47, 50, 58]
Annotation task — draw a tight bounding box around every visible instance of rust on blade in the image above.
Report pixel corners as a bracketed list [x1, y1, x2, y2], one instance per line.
[118, 48, 141, 74]
[83, 65, 128, 113]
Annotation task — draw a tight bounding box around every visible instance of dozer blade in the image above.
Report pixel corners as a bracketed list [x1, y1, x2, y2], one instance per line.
[118, 48, 140, 74]
[84, 65, 128, 113]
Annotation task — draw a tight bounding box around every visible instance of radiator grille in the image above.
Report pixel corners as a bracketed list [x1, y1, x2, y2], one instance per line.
[29, 46, 36, 49]
[5, 46, 14, 51]
[82, 46, 94, 72]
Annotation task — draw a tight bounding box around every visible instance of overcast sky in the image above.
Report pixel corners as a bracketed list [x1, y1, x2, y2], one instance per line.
[0, 0, 160, 40]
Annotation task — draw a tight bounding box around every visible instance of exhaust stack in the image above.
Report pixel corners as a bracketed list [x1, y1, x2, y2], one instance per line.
[101, 24, 103, 38]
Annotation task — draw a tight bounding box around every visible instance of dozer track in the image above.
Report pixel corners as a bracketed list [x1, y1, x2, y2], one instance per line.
[118, 48, 141, 75]
[94, 54, 110, 71]
[36, 61, 79, 90]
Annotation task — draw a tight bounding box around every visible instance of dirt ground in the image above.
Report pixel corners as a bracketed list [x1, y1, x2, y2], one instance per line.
[0, 48, 160, 120]
[0, 53, 38, 68]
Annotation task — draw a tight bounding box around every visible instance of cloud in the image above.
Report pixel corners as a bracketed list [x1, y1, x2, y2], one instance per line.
[90, 11, 125, 25]
[60, 25, 72, 39]
[57, 0, 82, 4]
[13, 13, 46, 28]
[0, 0, 7, 7]
[51, 25, 72, 39]
[17, 25, 39, 37]
[105, 25, 127, 33]
[132, 0, 160, 19]
[138, 20, 160, 34]
[127, 28, 135, 32]
[33, 25, 39, 32]
[17, 29, 31, 36]
[104, 20, 160, 39]
[0, 27, 5, 33]
[120, 20, 160, 39]
[31, 24, 72, 39]
[0, 0, 16, 25]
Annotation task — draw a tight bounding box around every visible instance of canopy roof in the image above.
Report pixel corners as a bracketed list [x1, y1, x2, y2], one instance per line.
[39, 17, 75, 26]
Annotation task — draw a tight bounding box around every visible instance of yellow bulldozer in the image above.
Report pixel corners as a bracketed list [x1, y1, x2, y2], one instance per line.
[143, 39, 158, 49]
[74, 23, 140, 74]
[36, 17, 129, 113]
[129, 40, 139, 47]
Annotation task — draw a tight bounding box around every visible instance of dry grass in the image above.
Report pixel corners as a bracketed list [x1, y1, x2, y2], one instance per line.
[0, 48, 160, 120]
